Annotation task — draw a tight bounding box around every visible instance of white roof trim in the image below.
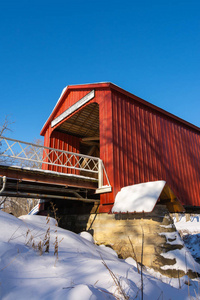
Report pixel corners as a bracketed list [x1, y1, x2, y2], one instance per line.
[51, 90, 95, 128]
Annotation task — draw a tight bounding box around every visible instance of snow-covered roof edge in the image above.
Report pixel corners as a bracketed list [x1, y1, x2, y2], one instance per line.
[112, 181, 166, 214]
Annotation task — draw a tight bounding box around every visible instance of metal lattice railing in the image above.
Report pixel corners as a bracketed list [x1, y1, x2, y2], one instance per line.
[0, 136, 111, 189]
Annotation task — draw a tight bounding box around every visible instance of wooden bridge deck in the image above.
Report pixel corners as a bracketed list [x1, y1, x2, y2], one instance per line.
[0, 165, 99, 203]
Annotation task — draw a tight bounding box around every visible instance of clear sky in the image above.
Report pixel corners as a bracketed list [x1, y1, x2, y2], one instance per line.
[0, 0, 199, 143]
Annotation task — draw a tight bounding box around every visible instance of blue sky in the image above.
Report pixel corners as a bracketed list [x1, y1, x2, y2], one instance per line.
[0, 0, 199, 143]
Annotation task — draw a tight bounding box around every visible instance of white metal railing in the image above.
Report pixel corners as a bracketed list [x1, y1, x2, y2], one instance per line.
[0, 136, 111, 189]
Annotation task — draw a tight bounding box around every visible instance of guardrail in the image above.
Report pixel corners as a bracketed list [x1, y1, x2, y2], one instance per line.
[0, 136, 111, 189]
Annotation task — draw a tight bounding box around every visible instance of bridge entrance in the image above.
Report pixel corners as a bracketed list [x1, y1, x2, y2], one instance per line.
[54, 102, 100, 179]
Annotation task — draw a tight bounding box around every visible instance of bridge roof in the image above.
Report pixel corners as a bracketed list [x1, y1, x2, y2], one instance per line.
[41, 82, 200, 136]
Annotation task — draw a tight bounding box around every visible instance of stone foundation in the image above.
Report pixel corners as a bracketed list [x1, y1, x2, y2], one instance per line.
[56, 204, 197, 277]
[86, 205, 180, 272]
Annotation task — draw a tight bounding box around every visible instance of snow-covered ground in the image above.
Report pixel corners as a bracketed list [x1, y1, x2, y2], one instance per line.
[0, 211, 200, 299]
[174, 214, 200, 264]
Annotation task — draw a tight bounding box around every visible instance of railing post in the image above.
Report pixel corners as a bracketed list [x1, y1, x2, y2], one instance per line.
[98, 158, 103, 188]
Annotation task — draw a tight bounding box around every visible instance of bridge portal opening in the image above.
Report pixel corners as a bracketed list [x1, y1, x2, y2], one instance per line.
[54, 102, 100, 179]
[55, 102, 100, 159]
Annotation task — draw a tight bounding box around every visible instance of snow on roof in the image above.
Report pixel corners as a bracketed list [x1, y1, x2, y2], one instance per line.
[111, 181, 166, 213]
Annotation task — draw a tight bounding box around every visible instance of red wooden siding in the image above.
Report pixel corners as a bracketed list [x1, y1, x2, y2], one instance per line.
[42, 87, 115, 209]
[49, 131, 80, 174]
[41, 83, 200, 213]
[43, 131, 80, 174]
[98, 89, 114, 208]
[111, 88, 200, 208]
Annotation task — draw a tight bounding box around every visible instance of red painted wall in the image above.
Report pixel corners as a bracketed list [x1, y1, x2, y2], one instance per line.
[41, 83, 200, 213]
[42, 87, 115, 208]
[110, 88, 200, 210]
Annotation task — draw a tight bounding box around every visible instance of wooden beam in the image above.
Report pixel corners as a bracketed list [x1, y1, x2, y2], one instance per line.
[81, 137, 100, 142]
[81, 141, 99, 146]
[0, 165, 98, 190]
[1, 190, 99, 203]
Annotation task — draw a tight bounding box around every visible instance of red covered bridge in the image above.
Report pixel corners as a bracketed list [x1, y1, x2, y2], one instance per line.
[40, 82, 200, 213]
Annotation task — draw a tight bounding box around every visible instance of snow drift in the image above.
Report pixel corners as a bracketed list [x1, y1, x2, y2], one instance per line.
[0, 211, 199, 299]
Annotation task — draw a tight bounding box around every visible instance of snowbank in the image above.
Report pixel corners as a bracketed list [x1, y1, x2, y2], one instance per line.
[174, 214, 200, 235]
[174, 214, 200, 264]
[0, 211, 199, 299]
[19, 214, 57, 226]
